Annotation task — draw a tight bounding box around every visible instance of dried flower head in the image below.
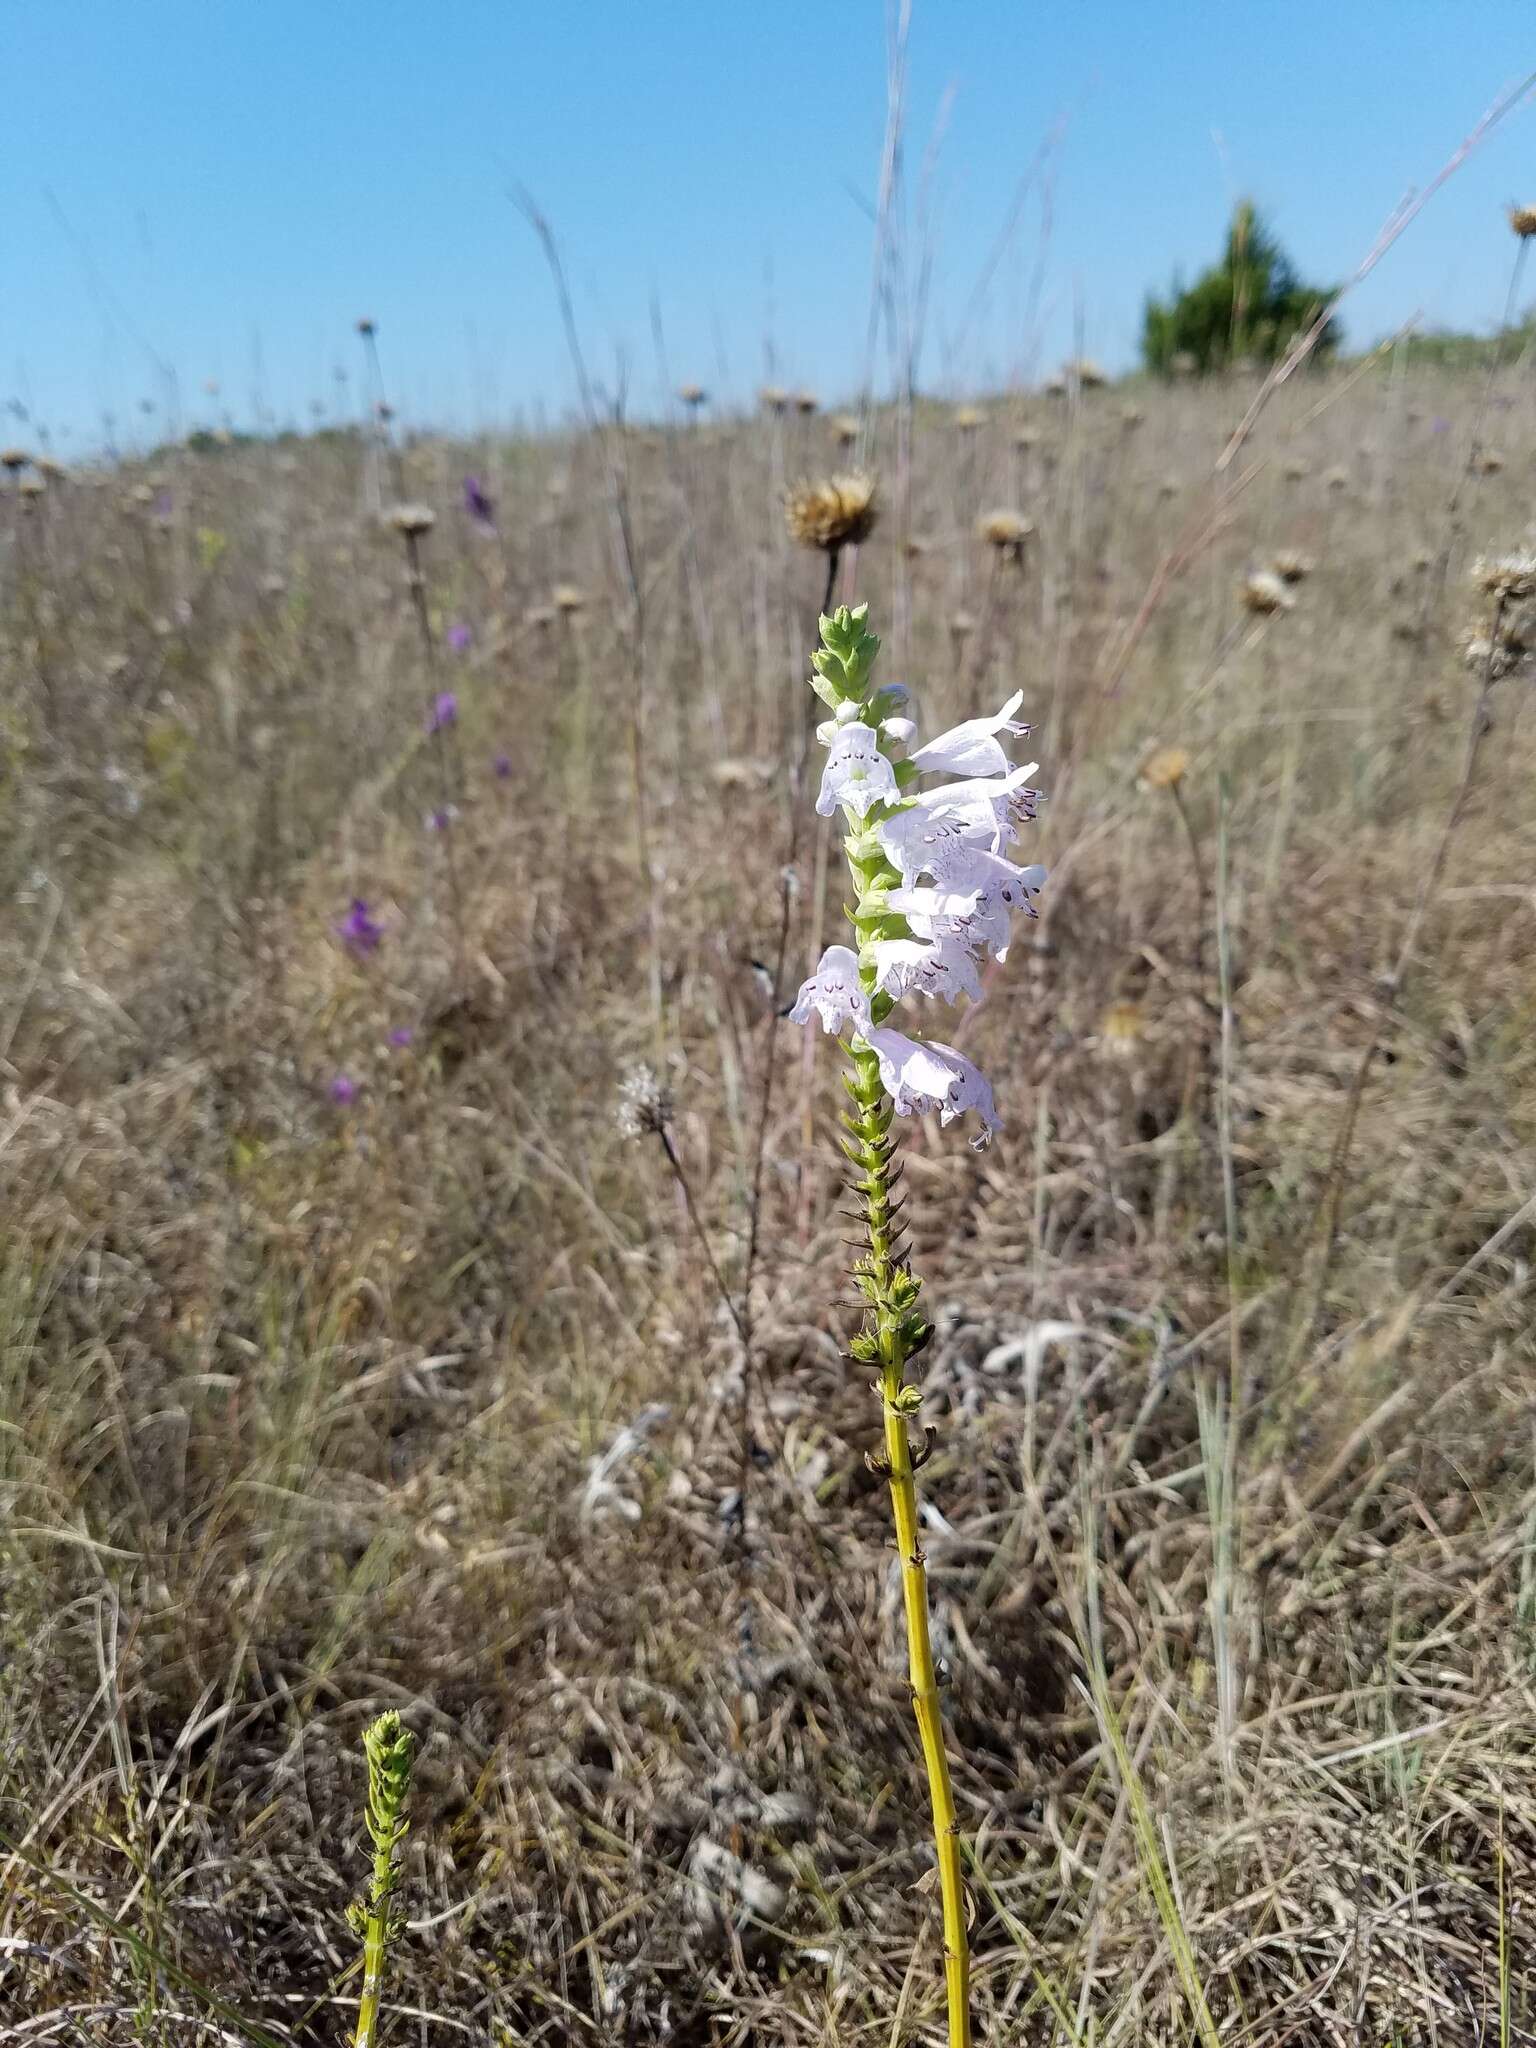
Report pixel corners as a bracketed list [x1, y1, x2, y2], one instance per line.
[954, 405, 985, 432]
[1241, 570, 1295, 616]
[759, 385, 789, 414]
[1169, 350, 1198, 377]
[1510, 205, 1536, 239]
[553, 583, 587, 615]
[1472, 446, 1505, 477]
[1322, 465, 1350, 493]
[677, 383, 707, 407]
[1459, 632, 1518, 679]
[1099, 1000, 1146, 1055]
[616, 1062, 674, 1140]
[1, 447, 31, 472]
[1013, 426, 1040, 451]
[785, 474, 878, 552]
[356, 316, 377, 336]
[1070, 358, 1108, 389]
[525, 604, 556, 631]
[1119, 405, 1145, 430]
[1472, 550, 1536, 601]
[830, 412, 859, 447]
[17, 474, 45, 501]
[1157, 475, 1180, 499]
[794, 391, 818, 415]
[977, 507, 1034, 562]
[388, 503, 435, 537]
[1281, 456, 1310, 482]
[1140, 745, 1189, 791]
[1270, 550, 1315, 584]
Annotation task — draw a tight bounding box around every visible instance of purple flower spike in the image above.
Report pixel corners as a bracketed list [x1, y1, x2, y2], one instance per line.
[336, 897, 384, 955]
[1431, 416, 1451, 434]
[329, 1073, 359, 1106]
[389, 1026, 414, 1048]
[427, 690, 458, 733]
[447, 622, 472, 653]
[427, 805, 455, 833]
[493, 752, 512, 779]
[463, 474, 497, 534]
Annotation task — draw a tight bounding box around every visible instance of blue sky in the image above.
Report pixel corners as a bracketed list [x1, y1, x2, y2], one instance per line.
[6, 3, 1536, 451]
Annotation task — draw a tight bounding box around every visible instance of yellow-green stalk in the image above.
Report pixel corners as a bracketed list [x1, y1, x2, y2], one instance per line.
[349, 1710, 415, 2048]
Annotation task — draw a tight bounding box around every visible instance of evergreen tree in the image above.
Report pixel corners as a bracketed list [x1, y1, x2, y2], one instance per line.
[1142, 201, 1338, 374]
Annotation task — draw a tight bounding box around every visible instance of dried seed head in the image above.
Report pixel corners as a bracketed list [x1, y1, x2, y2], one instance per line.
[1322, 465, 1350, 492]
[356, 316, 376, 336]
[1100, 1000, 1146, 1054]
[0, 447, 31, 472]
[1156, 475, 1180, 499]
[830, 413, 859, 447]
[1281, 456, 1310, 481]
[1070, 357, 1108, 389]
[784, 474, 878, 551]
[976, 507, 1034, 560]
[525, 604, 556, 631]
[759, 386, 789, 414]
[794, 390, 818, 415]
[616, 1063, 675, 1140]
[1510, 205, 1536, 239]
[1140, 745, 1189, 791]
[1471, 550, 1536, 601]
[1013, 426, 1040, 451]
[17, 473, 45, 500]
[553, 583, 587, 615]
[1241, 569, 1295, 616]
[1269, 550, 1314, 585]
[1169, 350, 1198, 377]
[1460, 632, 1518, 679]
[677, 383, 707, 407]
[1472, 446, 1505, 476]
[954, 405, 986, 432]
[387, 503, 435, 537]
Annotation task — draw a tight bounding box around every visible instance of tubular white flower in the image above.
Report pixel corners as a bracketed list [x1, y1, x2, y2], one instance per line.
[869, 933, 985, 1004]
[865, 1026, 1001, 1145]
[909, 690, 1029, 778]
[789, 944, 872, 1034]
[816, 722, 900, 819]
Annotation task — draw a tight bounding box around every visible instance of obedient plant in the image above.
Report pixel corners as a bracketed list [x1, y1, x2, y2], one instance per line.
[348, 1711, 415, 2048]
[790, 604, 1044, 2048]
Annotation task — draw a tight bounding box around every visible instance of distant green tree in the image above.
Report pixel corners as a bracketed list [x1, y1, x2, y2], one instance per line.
[1142, 201, 1338, 374]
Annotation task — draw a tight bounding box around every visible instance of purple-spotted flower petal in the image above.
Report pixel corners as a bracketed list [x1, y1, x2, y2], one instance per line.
[427, 690, 458, 733]
[328, 1073, 359, 1106]
[446, 623, 472, 653]
[789, 944, 872, 1035]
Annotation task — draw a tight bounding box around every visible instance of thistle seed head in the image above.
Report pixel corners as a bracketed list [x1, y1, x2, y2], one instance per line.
[1140, 745, 1189, 791]
[1510, 205, 1536, 239]
[977, 507, 1034, 560]
[785, 474, 878, 552]
[616, 1063, 675, 1140]
[1241, 569, 1295, 616]
[387, 503, 435, 537]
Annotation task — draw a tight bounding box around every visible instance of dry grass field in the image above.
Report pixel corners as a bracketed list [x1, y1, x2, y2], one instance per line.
[2, 350, 1535, 2045]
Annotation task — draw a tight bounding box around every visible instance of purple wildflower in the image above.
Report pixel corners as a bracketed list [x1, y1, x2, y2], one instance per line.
[1431, 416, 1451, 434]
[427, 806, 455, 833]
[463, 474, 497, 534]
[336, 897, 384, 955]
[446, 622, 472, 653]
[427, 690, 458, 733]
[153, 490, 173, 521]
[328, 1073, 359, 1106]
[493, 752, 512, 779]
[389, 1026, 414, 1048]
